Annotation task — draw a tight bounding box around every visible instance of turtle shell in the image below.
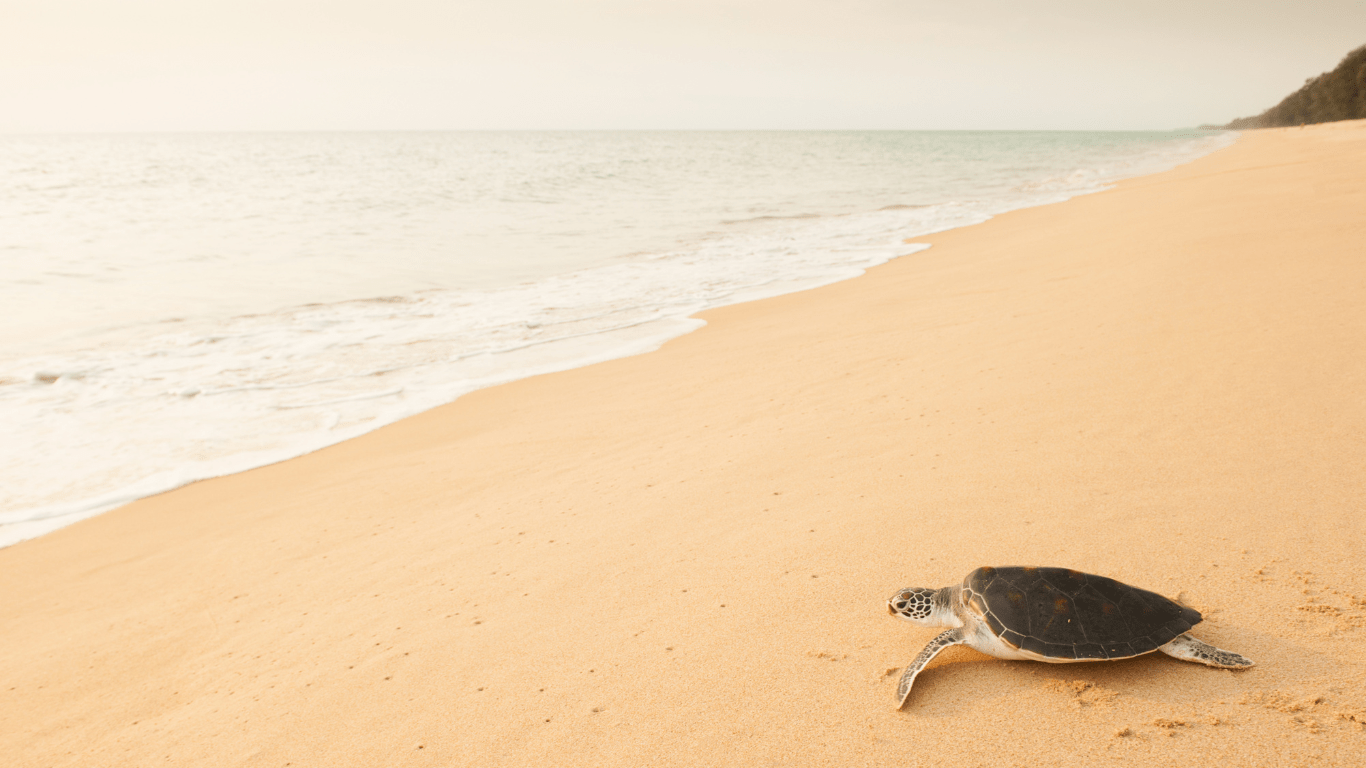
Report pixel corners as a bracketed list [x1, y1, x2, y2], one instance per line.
[962, 566, 1201, 661]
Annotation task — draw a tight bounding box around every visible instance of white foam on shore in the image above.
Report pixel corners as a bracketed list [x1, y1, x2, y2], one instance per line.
[0, 130, 1237, 547]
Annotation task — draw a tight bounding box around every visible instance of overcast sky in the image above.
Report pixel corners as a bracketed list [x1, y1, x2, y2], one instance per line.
[2, 1, 1362, 132]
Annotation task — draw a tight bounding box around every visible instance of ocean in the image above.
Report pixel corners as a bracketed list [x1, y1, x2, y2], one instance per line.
[0, 130, 1235, 546]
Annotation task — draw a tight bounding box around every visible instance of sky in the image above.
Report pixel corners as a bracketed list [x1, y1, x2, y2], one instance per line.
[1, 0, 1363, 132]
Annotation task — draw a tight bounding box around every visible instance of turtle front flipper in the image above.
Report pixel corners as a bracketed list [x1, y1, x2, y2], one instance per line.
[1159, 633, 1254, 668]
[896, 628, 965, 708]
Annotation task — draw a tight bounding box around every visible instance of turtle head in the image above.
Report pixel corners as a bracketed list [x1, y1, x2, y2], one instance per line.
[887, 586, 960, 627]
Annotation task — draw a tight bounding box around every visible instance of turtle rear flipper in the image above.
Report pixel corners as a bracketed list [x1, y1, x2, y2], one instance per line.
[1159, 633, 1254, 668]
[896, 628, 965, 708]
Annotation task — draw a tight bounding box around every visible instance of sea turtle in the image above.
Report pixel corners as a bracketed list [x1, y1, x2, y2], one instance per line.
[887, 566, 1253, 707]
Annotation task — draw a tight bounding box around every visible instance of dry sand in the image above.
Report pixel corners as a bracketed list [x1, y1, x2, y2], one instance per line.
[4, 121, 1365, 767]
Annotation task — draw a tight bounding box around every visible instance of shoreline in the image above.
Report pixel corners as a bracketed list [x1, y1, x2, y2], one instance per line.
[1, 131, 1233, 549]
[3, 120, 1365, 766]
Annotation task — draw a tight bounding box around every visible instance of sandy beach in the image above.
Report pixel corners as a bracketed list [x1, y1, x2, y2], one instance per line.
[4, 120, 1365, 766]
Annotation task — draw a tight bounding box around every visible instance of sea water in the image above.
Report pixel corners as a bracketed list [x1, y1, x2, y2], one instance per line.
[0, 130, 1235, 546]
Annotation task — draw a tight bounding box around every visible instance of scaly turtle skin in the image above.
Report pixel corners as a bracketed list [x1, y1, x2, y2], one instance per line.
[887, 566, 1254, 708]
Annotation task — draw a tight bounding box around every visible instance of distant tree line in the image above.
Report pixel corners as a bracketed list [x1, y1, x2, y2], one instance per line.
[1225, 44, 1366, 128]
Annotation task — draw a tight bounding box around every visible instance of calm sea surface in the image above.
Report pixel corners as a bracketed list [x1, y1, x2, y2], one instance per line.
[0, 130, 1235, 545]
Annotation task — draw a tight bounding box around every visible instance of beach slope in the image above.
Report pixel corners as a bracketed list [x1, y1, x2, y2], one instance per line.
[3, 121, 1365, 767]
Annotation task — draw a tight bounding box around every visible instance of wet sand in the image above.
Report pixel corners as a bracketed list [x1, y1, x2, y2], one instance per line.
[3, 120, 1365, 767]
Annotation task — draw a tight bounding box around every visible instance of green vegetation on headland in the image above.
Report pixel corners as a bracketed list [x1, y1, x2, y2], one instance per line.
[1223, 44, 1366, 128]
